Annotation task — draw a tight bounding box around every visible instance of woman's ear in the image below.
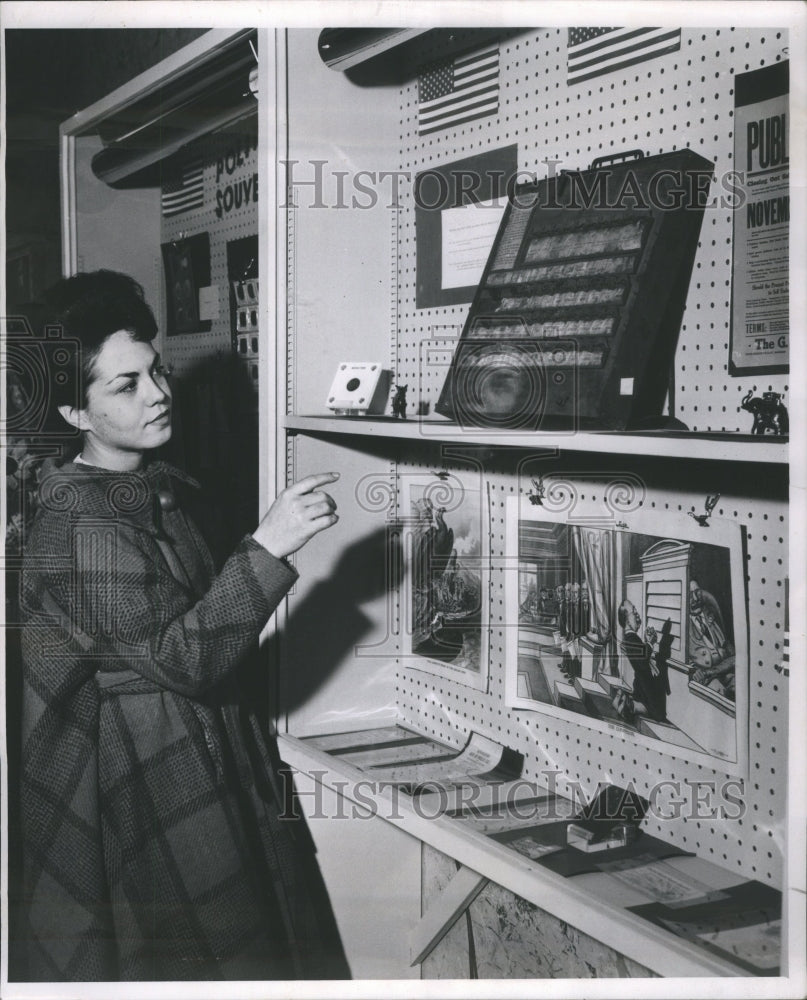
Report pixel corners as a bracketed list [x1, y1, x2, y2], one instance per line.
[57, 404, 91, 432]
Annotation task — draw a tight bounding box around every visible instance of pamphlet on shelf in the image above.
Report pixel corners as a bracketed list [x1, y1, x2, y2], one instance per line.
[362, 731, 523, 795]
[300, 724, 428, 754]
[628, 879, 782, 975]
[596, 856, 729, 907]
[300, 727, 523, 800]
[335, 740, 457, 770]
[490, 820, 691, 878]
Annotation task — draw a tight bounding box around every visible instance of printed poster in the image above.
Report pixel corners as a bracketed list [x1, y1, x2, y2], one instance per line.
[730, 61, 789, 374]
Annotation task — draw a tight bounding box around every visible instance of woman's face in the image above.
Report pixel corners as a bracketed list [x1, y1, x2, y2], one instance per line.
[70, 329, 172, 469]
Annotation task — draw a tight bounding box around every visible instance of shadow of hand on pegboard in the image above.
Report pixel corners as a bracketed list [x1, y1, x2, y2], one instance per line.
[281, 526, 403, 712]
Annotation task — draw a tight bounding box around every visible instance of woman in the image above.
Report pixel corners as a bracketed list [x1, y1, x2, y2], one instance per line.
[19, 271, 346, 981]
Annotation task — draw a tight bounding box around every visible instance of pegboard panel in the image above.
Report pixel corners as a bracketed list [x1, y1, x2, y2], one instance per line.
[395, 27, 790, 432]
[161, 116, 259, 376]
[281, 26, 791, 894]
[393, 448, 788, 887]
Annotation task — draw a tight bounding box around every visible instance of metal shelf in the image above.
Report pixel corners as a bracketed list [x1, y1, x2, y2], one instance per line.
[284, 414, 789, 465]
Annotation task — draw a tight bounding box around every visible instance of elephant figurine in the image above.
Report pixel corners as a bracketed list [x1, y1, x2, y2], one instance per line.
[740, 389, 789, 436]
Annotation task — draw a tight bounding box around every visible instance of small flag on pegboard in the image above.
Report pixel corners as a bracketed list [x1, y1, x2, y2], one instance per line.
[775, 632, 789, 676]
[161, 158, 204, 217]
[775, 577, 790, 676]
[567, 27, 681, 86]
[418, 44, 499, 136]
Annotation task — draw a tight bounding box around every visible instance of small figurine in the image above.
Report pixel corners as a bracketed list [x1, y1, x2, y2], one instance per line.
[689, 492, 720, 527]
[740, 389, 789, 436]
[528, 476, 546, 506]
[774, 658, 790, 678]
[392, 383, 408, 419]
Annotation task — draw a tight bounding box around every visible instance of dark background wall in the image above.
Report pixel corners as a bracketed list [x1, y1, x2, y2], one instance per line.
[5, 28, 208, 313]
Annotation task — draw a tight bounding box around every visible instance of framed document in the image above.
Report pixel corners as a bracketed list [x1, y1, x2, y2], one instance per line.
[415, 145, 517, 308]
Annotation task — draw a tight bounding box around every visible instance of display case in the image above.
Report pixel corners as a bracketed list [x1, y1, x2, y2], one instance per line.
[54, 18, 802, 989]
[274, 24, 798, 984]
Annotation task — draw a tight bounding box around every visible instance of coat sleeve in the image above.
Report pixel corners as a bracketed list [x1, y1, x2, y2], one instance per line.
[66, 520, 298, 697]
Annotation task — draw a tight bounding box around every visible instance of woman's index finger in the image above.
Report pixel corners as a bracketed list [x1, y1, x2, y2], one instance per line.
[289, 472, 340, 495]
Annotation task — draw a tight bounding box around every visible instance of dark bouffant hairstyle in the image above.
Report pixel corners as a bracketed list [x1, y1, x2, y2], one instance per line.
[43, 270, 158, 409]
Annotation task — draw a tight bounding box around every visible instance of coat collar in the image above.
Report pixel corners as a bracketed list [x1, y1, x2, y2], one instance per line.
[36, 458, 200, 534]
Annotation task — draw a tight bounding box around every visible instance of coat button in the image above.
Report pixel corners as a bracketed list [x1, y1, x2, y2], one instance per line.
[156, 489, 177, 512]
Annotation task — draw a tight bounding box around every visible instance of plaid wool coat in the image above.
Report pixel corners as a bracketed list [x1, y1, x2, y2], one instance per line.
[19, 459, 347, 982]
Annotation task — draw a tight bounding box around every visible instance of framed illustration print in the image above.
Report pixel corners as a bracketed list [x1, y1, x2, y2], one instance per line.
[161, 232, 212, 336]
[505, 497, 749, 775]
[400, 471, 490, 692]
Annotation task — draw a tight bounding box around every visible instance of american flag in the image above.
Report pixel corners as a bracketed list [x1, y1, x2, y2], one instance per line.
[567, 27, 681, 86]
[161, 158, 204, 217]
[776, 578, 790, 677]
[418, 44, 499, 136]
